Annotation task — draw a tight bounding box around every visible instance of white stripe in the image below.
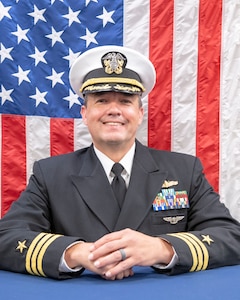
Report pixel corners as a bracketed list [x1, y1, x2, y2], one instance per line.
[74, 118, 92, 151]
[26, 116, 50, 181]
[220, 0, 240, 221]
[171, 0, 199, 155]
[123, 0, 150, 145]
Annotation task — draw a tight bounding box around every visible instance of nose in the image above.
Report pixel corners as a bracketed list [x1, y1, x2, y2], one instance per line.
[106, 101, 122, 115]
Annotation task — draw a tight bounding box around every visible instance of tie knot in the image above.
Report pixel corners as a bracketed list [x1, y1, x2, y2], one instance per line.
[111, 163, 124, 177]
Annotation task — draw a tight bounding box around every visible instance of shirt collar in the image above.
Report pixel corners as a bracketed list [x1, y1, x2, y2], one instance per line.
[93, 143, 136, 179]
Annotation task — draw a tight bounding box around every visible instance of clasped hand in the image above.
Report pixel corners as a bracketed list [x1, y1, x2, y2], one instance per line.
[65, 228, 174, 280]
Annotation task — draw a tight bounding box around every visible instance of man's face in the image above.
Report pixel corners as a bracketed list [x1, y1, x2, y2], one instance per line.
[81, 92, 144, 151]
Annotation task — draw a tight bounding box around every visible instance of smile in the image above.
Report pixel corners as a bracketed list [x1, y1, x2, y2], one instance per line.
[103, 122, 124, 126]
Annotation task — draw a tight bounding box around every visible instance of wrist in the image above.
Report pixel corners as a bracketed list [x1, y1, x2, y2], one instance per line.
[156, 237, 174, 265]
[65, 241, 85, 269]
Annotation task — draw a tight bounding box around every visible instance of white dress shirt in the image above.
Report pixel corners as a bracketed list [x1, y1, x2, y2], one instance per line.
[94, 143, 135, 187]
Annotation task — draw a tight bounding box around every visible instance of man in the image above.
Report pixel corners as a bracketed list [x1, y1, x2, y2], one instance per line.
[0, 45, 239, 280]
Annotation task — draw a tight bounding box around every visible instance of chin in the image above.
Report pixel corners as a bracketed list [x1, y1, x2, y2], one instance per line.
[104, 138, 126, 145]
[106, 139, 123, 144]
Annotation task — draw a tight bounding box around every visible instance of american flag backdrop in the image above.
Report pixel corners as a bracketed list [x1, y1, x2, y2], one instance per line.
[0, 0, 240, 221]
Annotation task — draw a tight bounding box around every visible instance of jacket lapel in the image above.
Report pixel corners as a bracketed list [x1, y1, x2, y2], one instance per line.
[114, 142, 167, 231]
[70, 142, 168, 233]
[70, 146, 120, 232]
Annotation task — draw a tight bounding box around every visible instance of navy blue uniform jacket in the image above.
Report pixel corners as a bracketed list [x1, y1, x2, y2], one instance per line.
[0, 141, 239, 279]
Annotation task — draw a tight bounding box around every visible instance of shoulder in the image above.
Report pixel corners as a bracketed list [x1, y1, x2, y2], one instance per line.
[33, 146, 91, 173]
[136, 141, 202, 173]
[150, 147, 197, 162]
[137, 140, 198, 163]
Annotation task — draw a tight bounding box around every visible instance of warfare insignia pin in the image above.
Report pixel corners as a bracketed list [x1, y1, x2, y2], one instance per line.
[162, 180, 179, 188]
[16, 240, 28, 254]
[163, 216, 185, 225]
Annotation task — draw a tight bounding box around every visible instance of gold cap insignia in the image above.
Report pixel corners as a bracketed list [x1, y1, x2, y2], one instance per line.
[101, 52, 127, 75]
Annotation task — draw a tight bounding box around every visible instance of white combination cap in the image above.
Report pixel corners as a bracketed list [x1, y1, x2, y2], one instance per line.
[69, 45, 156, 98]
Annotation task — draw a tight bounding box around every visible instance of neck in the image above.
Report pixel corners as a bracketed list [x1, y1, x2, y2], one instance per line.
[94, 141, 135, 162]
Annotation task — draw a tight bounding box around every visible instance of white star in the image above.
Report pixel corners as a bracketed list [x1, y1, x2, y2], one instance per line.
[12, 25, 30, 44]
[0, 3, 12, 21]
[80, 28, 98, 48]
[85, 0, 98, 6]
[29, 47, 47, 66]
[29, 88, 48, 107]
[46, 27, 64, 47]
[63, 49, 81, 67]
[12, 66, 31, 85]
[46, 69, 64, 88]
[63, 7, 81, 26]
[97, 7, 115, 27]
[28, 5, 47, 25]
[0, 43, 13, 63]
[0, 85, 14, 105]
[63, 89, 81, 108]
[51, 0, 63, 4]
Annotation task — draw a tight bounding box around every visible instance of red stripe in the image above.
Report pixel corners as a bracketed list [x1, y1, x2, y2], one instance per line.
[50, 118, 74, 156]
[1, 115, 26, 217]
[196, 0, 222, 192]
[148, 0, 174, 150]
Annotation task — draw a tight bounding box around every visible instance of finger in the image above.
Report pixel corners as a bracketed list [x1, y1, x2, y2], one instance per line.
[104, 260, 133, 279]
[90, 229, 128, 251]
[102, 268, 134, 281]
[116, 268, 134, 279]
[93, 248, 126, 269]
[101, 274, 116, 281]
[89, 240, 125, 261]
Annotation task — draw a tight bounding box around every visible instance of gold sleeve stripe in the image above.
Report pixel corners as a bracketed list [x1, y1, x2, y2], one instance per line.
[29, 234, 51, 276]
[168, 233, 198, 271]
[26, 232, 46, 276]
[167, 233, 209, 272]
[37, 234, 61, 276]
[177, 233, 203, 271]
[183, 233, 209, 270]
[26, 233, 62, 277]
[176, 233, 206, 271]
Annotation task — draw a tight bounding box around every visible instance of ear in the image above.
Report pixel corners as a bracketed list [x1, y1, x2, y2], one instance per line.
[81, 105, 87, 125]
[138, 106, 144, 125]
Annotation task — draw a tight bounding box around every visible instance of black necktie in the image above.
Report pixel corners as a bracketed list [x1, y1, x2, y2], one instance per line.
[111, 163, 127, 208]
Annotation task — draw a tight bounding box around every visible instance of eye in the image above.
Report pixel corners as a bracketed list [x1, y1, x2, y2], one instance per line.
[95, 98, 108, 104]
[120, 98, 132, 104]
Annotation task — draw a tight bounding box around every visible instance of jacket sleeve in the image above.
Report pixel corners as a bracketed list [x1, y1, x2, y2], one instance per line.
[0, 161, 83, 279]
[158, 157, 240, 275]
